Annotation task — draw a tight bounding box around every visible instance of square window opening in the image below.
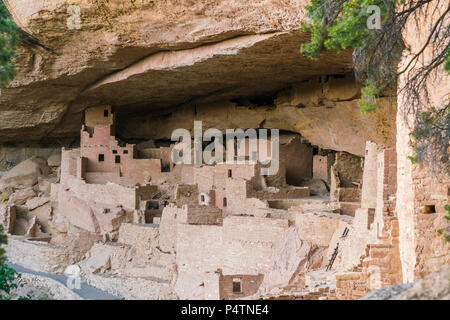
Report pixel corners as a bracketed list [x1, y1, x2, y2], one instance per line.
[98, 154, 105, 162]
[115, 155, 121, 164]
[232, 278, 242, 293]
[424, 205, 436, 214]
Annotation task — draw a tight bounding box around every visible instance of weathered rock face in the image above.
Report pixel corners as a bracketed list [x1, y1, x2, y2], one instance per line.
[118, 74, 395, 156]
[1, 0, 357, 145]
[396, 0, 450, 283]
[257, 227, 317, 295]
[0, 156, 52, 190]
[363, 265, 450, 300]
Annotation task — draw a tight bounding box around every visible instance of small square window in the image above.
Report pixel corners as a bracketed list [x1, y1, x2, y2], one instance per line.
[232, 278, 242, 293]
[98, 154, 105, 162]
[148, 201, 159, 210]
[104, 110, 109, 117]
[124, 150, 129, 154]
[424, 205, 436, 214]
[115, 155, 121, 164]
[112, 150, 118, 154]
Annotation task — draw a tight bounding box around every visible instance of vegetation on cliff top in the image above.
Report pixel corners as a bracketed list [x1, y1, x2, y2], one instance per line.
[0, 3, 17, 88]
[300, 0, 449, 174]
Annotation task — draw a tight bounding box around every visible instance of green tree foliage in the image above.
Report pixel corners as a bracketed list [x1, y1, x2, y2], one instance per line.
[0, 224, 21, 300]
[0, 3, 18, 88]
[437, 205, 450, 243]
[301, 0, 390, 58]
[300, 0, 401, 113]
[300, 0, 449, 172]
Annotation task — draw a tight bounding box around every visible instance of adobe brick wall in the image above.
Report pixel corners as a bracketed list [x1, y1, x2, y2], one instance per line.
[280, 136, 313, 185]
[236, 135, 313, 186]
[313, 155, 328, 182]
[175, 223, 223, 299]
[60, 105, 168, 186]
[84, 105, 114, 128]
[173, 212, 291, 298]
[175, 184, 199, 206]
[361, 141, 379, 209]
[59, 176, 159, 215]
[334, 148, 403, 299]
[182, 206, 222, 225]
[222, 216, 289, 275]
[219, 274, 264, 299]
[176, 223, 223, 273]
[0, 204, 16, 234]
[248, 184, 310, 200]
[60, 148, 80, 182]
[396, 0, 450, 283]
[335, 187, 361, 202]
[159, 204, 184, 253]
[5, 236, 84, 273]
[411, 173, 450, 279]
[295, 212, 341, 247]
[117, 223, 159, 264]
[59, 177, 138, 209]
[194, 165, 215, 193]
[333, 152, 363, 188]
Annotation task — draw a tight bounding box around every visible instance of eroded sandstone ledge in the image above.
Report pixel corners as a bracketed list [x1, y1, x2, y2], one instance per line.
[1, 0, 356, 148]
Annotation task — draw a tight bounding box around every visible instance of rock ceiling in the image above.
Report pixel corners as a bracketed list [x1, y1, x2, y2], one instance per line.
[1, 0, 358, 148]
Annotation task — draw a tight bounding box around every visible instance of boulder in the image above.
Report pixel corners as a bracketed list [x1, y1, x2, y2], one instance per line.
[37, 177, 57, 195]
[364, 265, 450, 300]
[47, 152, 61, 167]
[0, 157, 52, 190]
[26, 196, 50, 210]
[83, 242, 133, 274]
[85, 247, 112, 274]
[50, 214, 69, 234]
[8, 187, 37, 205]
[25, 216, 38, 237]
[299, 178, 329, 196]
[58, 189, 132, 234]
[0, 187, 14, 203]
[32, 203, 53, 233]
[92, 206, 132, 234]
[58, 190, 99, 233]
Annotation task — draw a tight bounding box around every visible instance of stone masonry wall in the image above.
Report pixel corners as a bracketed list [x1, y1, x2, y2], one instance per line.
[396, 0, 450, 282]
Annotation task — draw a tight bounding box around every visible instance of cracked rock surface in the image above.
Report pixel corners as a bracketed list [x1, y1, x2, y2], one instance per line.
[1, 0, 354, 144]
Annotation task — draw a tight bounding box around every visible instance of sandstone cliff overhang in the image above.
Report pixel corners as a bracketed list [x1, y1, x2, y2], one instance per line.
[0, 0, 353, 144]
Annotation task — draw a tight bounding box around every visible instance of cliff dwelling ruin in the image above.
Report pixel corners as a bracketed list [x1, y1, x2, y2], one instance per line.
[0, 0, 448, 301]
